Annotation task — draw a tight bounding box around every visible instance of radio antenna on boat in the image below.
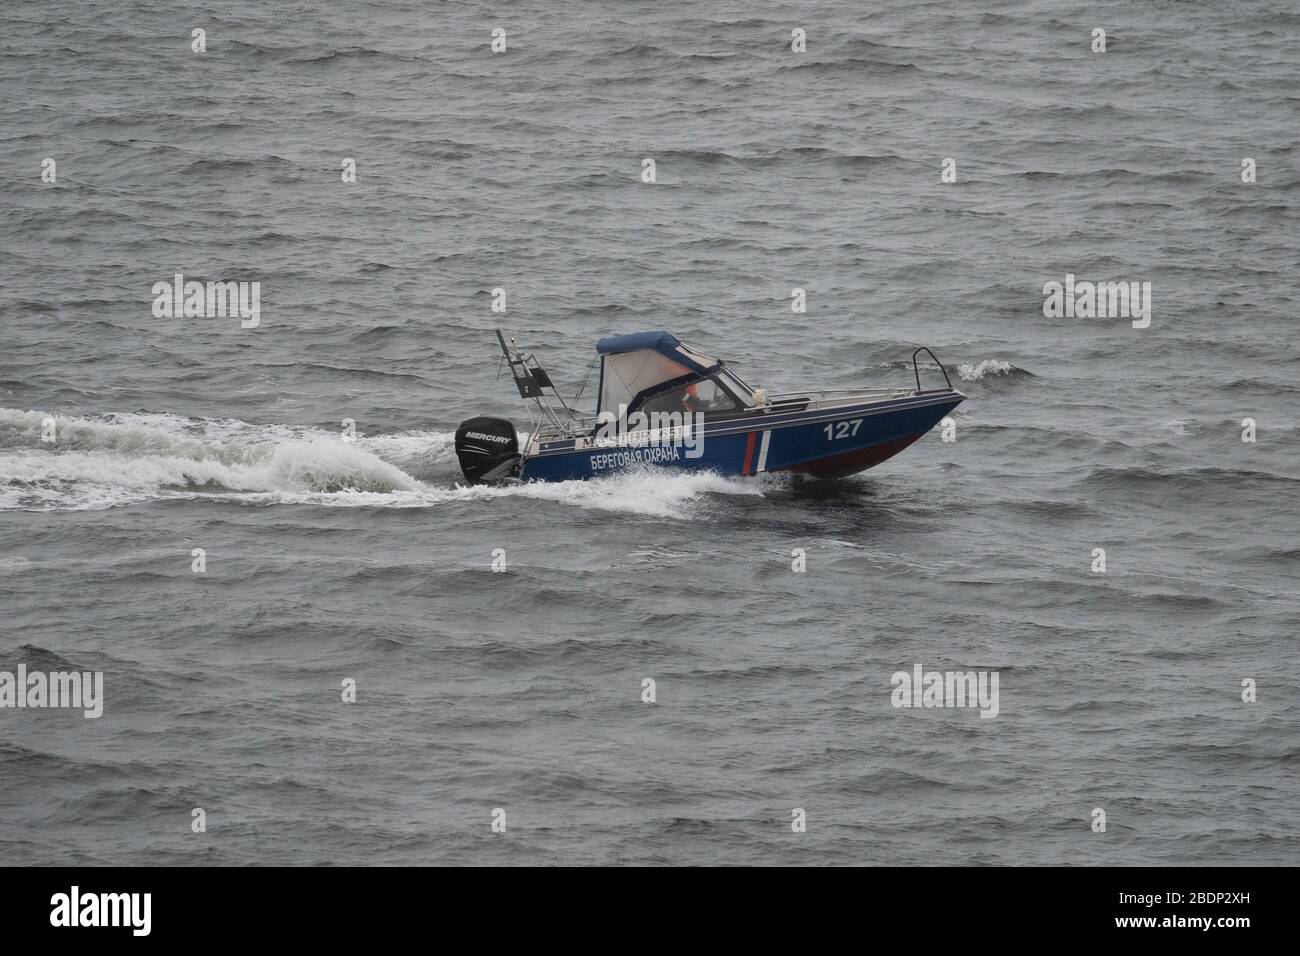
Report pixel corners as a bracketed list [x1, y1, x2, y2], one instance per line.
[494, 329, 581, 429]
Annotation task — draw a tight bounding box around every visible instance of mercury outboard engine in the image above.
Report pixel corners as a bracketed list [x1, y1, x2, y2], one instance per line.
[455, 416, 520, 484]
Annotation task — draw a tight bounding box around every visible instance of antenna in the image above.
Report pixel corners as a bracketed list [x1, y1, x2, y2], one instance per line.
[493, 329, 580, 428]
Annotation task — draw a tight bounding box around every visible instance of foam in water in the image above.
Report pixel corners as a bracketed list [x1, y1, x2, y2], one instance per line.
[462, 464, 766, 518]
[957, 359, 1016, 382]
[0, 408, 762, 517]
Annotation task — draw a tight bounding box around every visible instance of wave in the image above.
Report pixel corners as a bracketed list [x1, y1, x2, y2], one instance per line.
[288, 46, 421, 65]
[0, 408, 762, 517]
[1080, 465, 1299, 492]
[877, 359, 1033, 384]
[583, 146, 901, 173]
[956, 359, 1023, 382]
[780, 58, 920, 76]
[9, 644, 85, 672]
[178, 155, 294, 174]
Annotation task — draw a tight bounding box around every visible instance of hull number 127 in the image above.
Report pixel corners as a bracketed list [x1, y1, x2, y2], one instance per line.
[824, 419, 863, 440]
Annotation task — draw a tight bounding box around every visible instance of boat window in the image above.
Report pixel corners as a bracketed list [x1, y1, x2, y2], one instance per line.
[693, 378, 739, 412]
[640, 377, 739, 415]
[599, 351, 692, 415]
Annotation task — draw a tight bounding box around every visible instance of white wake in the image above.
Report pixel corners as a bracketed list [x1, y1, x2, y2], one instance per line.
[0, 408, 762, 516]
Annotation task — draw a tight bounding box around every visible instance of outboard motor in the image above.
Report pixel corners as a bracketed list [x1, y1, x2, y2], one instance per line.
[455, 416, 521, 484]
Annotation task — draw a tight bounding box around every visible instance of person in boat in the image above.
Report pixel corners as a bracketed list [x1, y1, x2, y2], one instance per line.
[642, 382, 701, 415]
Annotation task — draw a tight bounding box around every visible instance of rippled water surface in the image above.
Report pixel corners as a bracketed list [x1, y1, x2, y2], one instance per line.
[1, 0, 1298, 864]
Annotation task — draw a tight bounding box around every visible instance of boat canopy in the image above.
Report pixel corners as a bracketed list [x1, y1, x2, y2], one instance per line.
[595, 331, 724, 415]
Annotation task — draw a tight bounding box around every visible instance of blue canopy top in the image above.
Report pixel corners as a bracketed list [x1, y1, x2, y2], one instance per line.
[595, 331, 716, 374]
[593, 331, 725, 414]
[596, 330, 677, 354]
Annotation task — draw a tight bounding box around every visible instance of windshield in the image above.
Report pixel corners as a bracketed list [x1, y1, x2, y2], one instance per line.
[717, 367, 755, 404]
[639, 373, 752, 416]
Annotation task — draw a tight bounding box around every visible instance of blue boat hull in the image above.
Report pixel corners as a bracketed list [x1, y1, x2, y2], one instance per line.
[519, 391, 962, 482]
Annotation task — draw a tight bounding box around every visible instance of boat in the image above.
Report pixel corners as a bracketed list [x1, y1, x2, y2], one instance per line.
[453, 330, 964, 484]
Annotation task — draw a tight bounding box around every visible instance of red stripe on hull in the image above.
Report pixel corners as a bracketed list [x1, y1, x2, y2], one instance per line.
[786, 432, 927, 479]
[741, 431, 757, 475]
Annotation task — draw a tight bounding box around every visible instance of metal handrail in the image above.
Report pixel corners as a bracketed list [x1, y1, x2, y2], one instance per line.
[534, 352, 954, 442]
[911, 347, 953, 391]
[764, 387, 909, 398]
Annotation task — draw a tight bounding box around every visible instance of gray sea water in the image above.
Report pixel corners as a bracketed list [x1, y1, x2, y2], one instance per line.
[2, 0, 1298, 865]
